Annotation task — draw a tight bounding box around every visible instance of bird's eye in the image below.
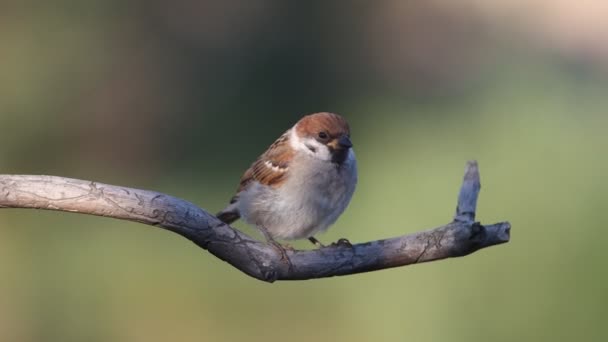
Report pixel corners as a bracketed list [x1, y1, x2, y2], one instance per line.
[317, 131, 329, 140]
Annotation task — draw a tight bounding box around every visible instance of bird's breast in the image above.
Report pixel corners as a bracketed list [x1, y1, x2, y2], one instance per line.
[281, 151, 357, 217]
[239, 150, 357, 240]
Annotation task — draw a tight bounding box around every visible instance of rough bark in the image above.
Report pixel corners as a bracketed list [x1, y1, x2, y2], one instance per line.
[0, 161, 510, 282]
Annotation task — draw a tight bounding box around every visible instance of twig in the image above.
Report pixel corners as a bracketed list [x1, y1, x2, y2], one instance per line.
[0, 161, 510, 282]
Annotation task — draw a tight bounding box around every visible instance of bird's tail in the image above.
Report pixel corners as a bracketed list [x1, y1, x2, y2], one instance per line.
[216, 198, 240, 224]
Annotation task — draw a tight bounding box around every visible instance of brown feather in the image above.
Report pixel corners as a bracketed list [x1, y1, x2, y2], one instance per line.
[295, 112, 350, 140]
[236, 130, 293, 192]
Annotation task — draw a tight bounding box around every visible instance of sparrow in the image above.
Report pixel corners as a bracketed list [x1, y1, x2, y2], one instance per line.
[216, 112, 357, 248]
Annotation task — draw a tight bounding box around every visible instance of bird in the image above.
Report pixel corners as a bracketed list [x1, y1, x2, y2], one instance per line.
[216, 112, 357, 248]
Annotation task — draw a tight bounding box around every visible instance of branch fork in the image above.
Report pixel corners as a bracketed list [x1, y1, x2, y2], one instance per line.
[0, 161, 510, 282]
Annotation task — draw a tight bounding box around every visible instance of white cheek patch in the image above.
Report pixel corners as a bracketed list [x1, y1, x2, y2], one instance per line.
[305, 139, 331, 161]
[289, 126, 332, 161]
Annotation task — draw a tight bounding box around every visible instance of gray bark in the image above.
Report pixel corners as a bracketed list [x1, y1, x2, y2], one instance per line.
[0, 161, 510, 282]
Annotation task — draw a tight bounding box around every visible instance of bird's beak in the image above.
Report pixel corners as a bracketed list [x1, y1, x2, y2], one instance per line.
[337, 135, 353, 149]
[329, 135, 353, 150]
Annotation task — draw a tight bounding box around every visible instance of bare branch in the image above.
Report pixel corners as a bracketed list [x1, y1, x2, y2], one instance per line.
[0, 161, 510, 282]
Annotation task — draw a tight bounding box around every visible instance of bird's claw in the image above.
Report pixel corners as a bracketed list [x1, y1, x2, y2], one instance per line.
[281, 243, 295, 251]
[331, 238, 353, 248]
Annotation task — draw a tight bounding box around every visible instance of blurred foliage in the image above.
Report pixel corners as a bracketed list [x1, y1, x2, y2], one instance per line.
[1, 1, 608, 341]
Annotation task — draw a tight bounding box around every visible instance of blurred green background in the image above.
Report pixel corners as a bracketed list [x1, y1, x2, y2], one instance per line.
[1, 1, 607, 341]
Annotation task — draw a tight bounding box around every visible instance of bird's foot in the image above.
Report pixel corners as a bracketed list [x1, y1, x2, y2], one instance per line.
[268, 240, 292, 262]
[280, 243, 295, 251]
[257, 225, 293, 263]
[308, 236, 326, 248]
[331, 238, 353, 248]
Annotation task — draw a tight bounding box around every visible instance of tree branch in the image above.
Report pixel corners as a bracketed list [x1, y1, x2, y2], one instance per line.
[0, 161, 510, 282]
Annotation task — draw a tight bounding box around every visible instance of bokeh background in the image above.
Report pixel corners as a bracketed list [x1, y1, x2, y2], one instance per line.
[1, 1, 608, 341]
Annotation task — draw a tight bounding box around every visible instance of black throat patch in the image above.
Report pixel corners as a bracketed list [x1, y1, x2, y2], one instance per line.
[330, 147, 349, 165]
